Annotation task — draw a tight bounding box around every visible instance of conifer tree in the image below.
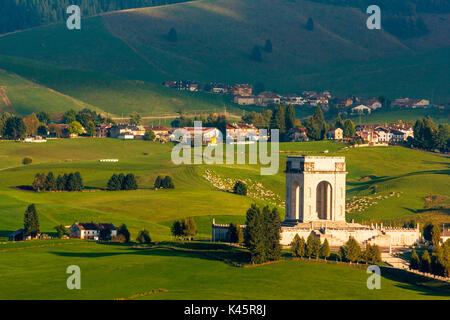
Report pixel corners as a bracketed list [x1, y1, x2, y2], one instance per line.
[306, 235, 316, 259]
[410, 249, 420, 270]
[420, 250, 431, 273]
[136, 229, 152, 244]
[45, 172, 56, 191]
[154, 176, 162, 189]
[229, 222, 244, 243]
[291, 234, 301, 257]
[117, 224, 130, 243]
[24, 204, 40, 237]
[320, 238, 330, 260]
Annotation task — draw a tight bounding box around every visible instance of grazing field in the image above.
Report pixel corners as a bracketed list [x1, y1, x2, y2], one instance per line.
[0, 0, 449, 102]
[0, 240, 449, 300]
[0, 139, 449, 299]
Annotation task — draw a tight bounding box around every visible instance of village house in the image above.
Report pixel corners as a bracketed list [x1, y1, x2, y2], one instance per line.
[282, 94, 305, 106]
[209, 82, 230, 94]
[144, 126, 172, 142]
[110, 124, 146, 140]
[233, 95, 255, 105]
[232, 84, 253, 96]
[163, 80, 199, 91]
[365, 99, 382, 111]
[70, 223, 118, 240]
[333, 97, 354, 109]
[172, 127, 222, 145]
[226, 123, 259, 141]
[287, 127, 309, 142]
[95, 123, 113, 138]
[327, 128, 343, 140]
[392, 98, 431, 108]
[351, 104, 371, 115]
[255, 92, 281, 106]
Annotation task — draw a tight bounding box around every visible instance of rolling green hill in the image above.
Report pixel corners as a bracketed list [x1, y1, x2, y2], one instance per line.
[0, 55, 238, 116]
[0, 0, 449, 103]
[0, 139, 449, 299]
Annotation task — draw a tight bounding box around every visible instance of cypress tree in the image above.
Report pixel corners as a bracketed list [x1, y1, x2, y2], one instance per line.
[306, 234, 316, 259]
[228, 222, 244, 243]
[154, 176, 162, 189]
[266, 207, 281, 261]
[24, 204, 40, 237]
[291, 234, 301, 257]
[320, 239, 330, 260]
[285, 105, 296, 132]
[410, 249, 420, 270]
[245, 204, 266, 264]
[420, 250, 431, 273]
[298, 236, 306, 257]
[45, 172, 56, 191]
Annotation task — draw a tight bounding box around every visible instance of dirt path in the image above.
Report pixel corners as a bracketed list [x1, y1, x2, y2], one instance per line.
[0, 87, 11, 106]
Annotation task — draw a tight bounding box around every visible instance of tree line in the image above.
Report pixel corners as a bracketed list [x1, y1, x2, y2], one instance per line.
[107, 173, 138, 191]
[0, 0, 191, 34]
[409, 240, 450, 277]
[32, 172, 83, 192]
[410, 117, 449, 153]
[154, 176, 175, 189]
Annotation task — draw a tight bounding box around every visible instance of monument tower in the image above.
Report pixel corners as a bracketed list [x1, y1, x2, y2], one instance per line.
[285, 156, 347, 223]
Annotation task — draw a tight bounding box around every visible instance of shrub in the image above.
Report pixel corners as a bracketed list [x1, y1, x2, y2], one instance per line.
[54, 224, 67, 238]
[228, 222, 244, 243]
[136, 229, 152, 244]
[233, 181, 247, 195]
[22, 157, 33, 165]
[117, 224, 130, 243]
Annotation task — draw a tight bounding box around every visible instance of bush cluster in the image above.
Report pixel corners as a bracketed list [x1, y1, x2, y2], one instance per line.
[107, 173, 138, 191]
[32, 172, 83, 192]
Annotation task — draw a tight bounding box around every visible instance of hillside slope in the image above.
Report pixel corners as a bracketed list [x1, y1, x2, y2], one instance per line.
[0, 0, 449, 102]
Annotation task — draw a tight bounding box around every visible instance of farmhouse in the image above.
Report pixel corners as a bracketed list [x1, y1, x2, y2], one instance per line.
[233, 95, 255, 105]
[172, 127, 222, 145]
[226, 123, 259, 141]
[327, 128, 343, 140]
[255, 92, 281, 106]
[110, 124, 146, 139]
[365, 99, 382, 110]
[351, 104, 371, 115]
[232, 84, 253, 96]
[70, 223, 118, 240]
[213, 156, 420, 249]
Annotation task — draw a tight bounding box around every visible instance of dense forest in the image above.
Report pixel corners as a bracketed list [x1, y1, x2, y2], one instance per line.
[0, 0, 190, 34]
[309, 0, 450, 38]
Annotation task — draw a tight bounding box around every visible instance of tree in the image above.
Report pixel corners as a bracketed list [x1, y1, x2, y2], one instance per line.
[306, 234, 316, 259]
[117, 224, 130, 242]
[183, 217, 197, 241]
[123, 173, 138, 190]
[270, 105, 286, 134]
[341, 237, 361, 263]
[68, 121, 83, 136]
[32, 173, 46, 192]
[107, 174, 121, 191]
[245, 204, 266, 264]
[364, 243, 382, 264]
[63, 109, 77, 124]
[136, 229, 152, 244]
[410, 249, 420, 270]
[86, 121, 95, 137]
[162, 176, 175, 189]
[154, 176, 162, 189]
[37, 125, 47, 137]
[264, 206, 281, 261]
[24, 204, 40, 237]
[37, 111, 51, 124]
[56, 175, 65, 191]
[420, 250, 431, 273]
[45, 172, 56, 191]
[129, 112, 141, 126]
[143, 129, 156, 141]
[233, 181, 247, 195]
[54, 224, 67, 238]
[171, 220, 184, 239]
[22, 157, 32, 165]
[250, 45, 262, 62]
[305, 107, 327, 140]
[99, 228, 112, 241]
[343, 119, 356, 138]
[335, 114, 344, 129]
[320, 239, 330, 260]
[228, 222, 244, 243]
[23, 113, 40, 136]
[305, 17, 314, 31]
[167, 27, 178, 42]
[264, 39, 272, 53]
[4, 116, 26, 139]
[423, 223, 441, 246]
[291, 234, 301, 257]
[285, 105, 296, 132]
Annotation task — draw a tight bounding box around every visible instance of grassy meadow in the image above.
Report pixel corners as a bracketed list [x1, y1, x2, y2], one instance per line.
[0, 139, 449, 299]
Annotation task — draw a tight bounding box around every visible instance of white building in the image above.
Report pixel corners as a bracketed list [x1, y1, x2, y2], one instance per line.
[70, 223, 118, 240]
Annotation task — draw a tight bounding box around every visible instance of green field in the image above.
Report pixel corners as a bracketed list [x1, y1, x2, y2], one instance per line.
[1, 240, 449, 300]
[0, 139, 449, 299]
[0, 0, 449, 109]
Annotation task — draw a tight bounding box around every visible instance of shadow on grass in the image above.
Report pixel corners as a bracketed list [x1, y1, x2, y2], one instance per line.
[402, 207, 450, 215]
[380, 266, 450, 297]
[347, 169, 450, 193]
[50, 241, 251, 267]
